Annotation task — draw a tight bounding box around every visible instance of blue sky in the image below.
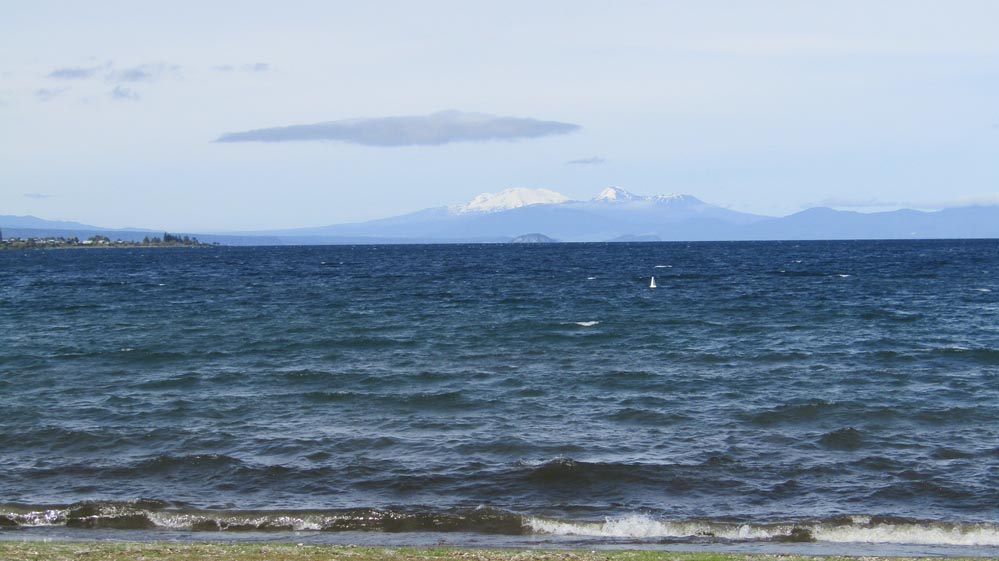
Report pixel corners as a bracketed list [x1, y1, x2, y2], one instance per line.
[2, 1, 998, 231]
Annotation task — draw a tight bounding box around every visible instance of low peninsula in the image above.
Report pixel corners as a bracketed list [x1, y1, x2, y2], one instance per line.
[0, 232, 217, 250]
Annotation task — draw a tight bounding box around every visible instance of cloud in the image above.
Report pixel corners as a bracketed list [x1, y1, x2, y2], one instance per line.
[114, 63, 180, 83]
[48, 66, 100, 80]
[215, 111, 580, 146]
[111, 86, 140, 101]
[23, 192, 51, 199]
[566, 156, 606, 165]
[934, 194, 999, 208]
[213, 62, 270, 73]
[35, 87, 69, 101]
[808, 196, 898, 209]
[805, 193, 999, 211]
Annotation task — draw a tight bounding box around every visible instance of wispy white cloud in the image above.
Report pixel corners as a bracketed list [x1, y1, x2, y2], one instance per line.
[113, 63, 180, 83]
[216, 111, 581, 147]
[35, 87, 69, 102]
[212, 62, 270, 73]
[678, 32, 999, 57]
[23, 192, 52, 199]
[806, 193, 999, 210]
[111, 86, 140, 101]
[48, 65, 102, 80]
[566, 156, 606, 165]
[935, 193, 999, 208]
[808, 196, 901, 209]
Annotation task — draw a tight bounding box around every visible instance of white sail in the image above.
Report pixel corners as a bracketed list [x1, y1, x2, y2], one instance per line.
[650, 276, 657, 289]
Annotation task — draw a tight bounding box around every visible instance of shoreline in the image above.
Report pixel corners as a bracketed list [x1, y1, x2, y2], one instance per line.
[0, 543, 995, 561]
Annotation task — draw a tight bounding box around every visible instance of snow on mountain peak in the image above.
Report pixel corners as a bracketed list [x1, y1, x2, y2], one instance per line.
[593, 186, 642, 202]
[651, 193, 700, 205]
[591, 187, 702, 206]
[451, 187, 570, 214]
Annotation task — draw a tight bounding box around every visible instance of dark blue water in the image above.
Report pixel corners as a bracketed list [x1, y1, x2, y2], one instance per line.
[1, 241, 998, 548]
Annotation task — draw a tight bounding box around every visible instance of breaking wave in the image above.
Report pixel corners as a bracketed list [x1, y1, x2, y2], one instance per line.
[525, 514, 999, 546]
[2, 502, 998, 547]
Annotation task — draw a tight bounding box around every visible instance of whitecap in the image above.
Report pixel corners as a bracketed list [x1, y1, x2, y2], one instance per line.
[813, 521, 999, 546]
[574, 321, 600, 327]
[525, 515, 777, 540]
[654, 265, 672, 268]
[525, 514, 999, 546]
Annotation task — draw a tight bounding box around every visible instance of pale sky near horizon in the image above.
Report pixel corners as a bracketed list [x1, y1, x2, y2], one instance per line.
[2, 1, 999, 231]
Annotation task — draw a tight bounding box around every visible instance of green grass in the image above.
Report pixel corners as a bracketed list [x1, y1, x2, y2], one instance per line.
[0, 543, 992, 561]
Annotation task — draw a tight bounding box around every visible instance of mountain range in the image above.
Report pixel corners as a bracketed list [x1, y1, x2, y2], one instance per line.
[5, 186, 999, 244]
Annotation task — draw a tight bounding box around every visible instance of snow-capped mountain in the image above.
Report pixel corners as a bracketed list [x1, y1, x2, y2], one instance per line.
[449, 187, 569, 214]
[255, 186, 769, 242]
[590, 186, 706, 207]
[590, 187, 710, 206]
[593, 186, 644, 202]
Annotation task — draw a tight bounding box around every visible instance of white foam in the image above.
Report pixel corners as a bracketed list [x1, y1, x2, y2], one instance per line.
[525, 515, 778, 540]
[836, 274, 851, 278]
[524, 515, 999, 546]
[654, 265, 672, 268]
[974, 288, 992, 292]
[8, 508, 66, 526]
[574, 321, 600, 327]
[813, 522, 999, 546]
[148, 512, 325, 531]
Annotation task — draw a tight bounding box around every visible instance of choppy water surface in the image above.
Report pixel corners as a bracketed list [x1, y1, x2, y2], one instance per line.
[1, 241, 998, 552]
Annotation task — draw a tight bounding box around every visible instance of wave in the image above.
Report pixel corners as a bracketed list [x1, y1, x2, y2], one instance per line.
[3, 502, 998, 546]
[0, 501, 522, 534]
[525, 514, 999, 546]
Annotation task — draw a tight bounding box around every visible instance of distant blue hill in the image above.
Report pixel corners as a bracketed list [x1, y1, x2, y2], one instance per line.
[0, 215, 105, 231]
[8, 189, 999, 244]
[243, 187, 999, 243]
[744, 206, 999, 240]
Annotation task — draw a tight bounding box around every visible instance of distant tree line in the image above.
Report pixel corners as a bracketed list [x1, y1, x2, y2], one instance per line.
[142, 233, 200, 245]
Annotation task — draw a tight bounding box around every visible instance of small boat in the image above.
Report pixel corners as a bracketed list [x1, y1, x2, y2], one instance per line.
[649, 276, 657, 289]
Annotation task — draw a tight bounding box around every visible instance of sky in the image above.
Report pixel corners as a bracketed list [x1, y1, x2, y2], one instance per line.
[2, 0, 999, 231]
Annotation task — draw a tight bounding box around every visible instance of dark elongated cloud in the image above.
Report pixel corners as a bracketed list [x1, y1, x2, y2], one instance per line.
[49, 66, 99, 79]
[566, 156, 606, 165]
[215, 111, 580, 146]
